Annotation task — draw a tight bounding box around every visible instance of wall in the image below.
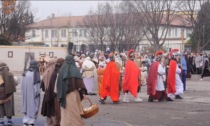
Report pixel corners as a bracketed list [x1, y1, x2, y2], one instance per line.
[0, 46, 68, 72]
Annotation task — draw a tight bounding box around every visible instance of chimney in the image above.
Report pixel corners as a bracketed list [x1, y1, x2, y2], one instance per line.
[52, 13, 55, 18]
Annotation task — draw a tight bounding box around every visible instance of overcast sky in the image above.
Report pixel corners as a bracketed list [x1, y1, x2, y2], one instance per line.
[31, 1, 115, 21]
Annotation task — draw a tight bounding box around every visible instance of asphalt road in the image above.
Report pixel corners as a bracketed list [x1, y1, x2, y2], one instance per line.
[10, 74, 210, 126]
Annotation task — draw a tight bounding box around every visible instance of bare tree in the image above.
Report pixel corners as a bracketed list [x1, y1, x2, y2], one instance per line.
[80, 3, 110, 52]
[179, 0, 209, 52]
[115, 2, 144, 52]
[80, 2, 144, 52]
[125, 0, 182, 51]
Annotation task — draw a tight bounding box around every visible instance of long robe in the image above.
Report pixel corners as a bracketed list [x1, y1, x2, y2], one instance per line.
[0, 66, 16, 118]
[100, 61, 120, 102]
[60, 90, 84, 126]
[167, 60, 176, 95]
[147, 62, 159, 96]
[41, 70, 57, 117]
[123, 60, 140, 97]
[22, 71, 41, 119]
[167, 60, 183, 98]
[97, 68, 105, 94]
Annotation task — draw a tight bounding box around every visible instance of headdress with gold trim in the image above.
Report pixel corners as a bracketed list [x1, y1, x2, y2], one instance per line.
[127, 49, 135, 59]
[155, 50, 164, 57]
[170, 48, 180, 56]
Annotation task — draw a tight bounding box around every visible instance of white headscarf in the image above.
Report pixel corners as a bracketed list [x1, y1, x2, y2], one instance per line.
[115, 55, 122, 66]
[82, 57, 95, 69]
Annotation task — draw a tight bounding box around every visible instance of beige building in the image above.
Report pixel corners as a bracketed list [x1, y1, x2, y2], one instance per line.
[25, 14, 192, 52]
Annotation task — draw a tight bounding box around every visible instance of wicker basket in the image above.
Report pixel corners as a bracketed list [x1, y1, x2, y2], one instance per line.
[81, 98, 99, 119]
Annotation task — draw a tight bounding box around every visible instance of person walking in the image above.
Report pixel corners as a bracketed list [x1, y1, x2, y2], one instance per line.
[22, 60, 41, 126]
[167, 49, 184, 101]
[147, 50, 167, 102]
[57, 55, 87, 126]
[99, 53, 120, 104]
[82, 57, 96, 95]
[181, 54, 187, 91]
[0, 63, 17, 125]
[41, 58, 64, 126]
[123, 50, 142, 103]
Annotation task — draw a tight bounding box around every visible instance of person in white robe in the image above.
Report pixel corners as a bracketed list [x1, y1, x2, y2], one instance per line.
[82, 57, 96, 95]
[167, 50, 184, 101]
[22, 60, 41, 126]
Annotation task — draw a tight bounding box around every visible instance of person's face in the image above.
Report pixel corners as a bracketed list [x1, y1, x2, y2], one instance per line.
[176, 55, 180, 61]
[55, 63, 63, 71]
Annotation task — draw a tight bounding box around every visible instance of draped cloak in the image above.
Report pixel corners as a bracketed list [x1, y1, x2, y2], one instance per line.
[123, 60, 140, 97]
[167, 60, 176, 94]
[100, 61, 120, 102]
[147, 62, 159, 96]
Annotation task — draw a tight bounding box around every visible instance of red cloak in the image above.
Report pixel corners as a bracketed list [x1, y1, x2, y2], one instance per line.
[123, 60, 140, 97]
[100, 61, 120, 102]
[167, 60, 176, 94]
[147, 62, 159, 96]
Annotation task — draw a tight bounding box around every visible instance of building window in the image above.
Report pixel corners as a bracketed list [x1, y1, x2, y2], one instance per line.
[181, 28, 185, 37]
[168, 28, 171, 37]
[61, 29, 66, 38]
[79, 29, 86, 37]
[84, 29, 86, 37]
[45, 30, 48, 38]
[52, 30, 57, 38]
[32, 30, 35, 37]
[72, 29, 77, 37]
[175, 28, 177, 37]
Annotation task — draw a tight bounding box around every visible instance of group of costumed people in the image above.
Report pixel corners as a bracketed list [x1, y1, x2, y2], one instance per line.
[98, 48, 185, 104]
[0, 46, 209, 126]
[147, 49, 184, 102]
[21, 55, 88, 126]
[0, 54, 88, 125]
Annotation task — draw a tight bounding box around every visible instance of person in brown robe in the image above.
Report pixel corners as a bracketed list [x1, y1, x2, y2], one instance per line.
[41, 58, 64, 126]
[57, 55, 87, 126]
[0, 63, 17, 125]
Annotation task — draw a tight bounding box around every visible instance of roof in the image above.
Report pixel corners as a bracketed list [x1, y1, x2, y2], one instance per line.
[26, 16, 84, 29]
[26, 14, 192, 29]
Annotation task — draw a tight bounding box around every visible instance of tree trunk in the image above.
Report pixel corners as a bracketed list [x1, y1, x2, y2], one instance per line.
[154, 42, 160, 52]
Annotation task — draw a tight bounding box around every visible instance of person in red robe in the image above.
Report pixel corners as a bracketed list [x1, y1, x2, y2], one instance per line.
[122, 50, 142, 103]
[147, 50, 167, 102]
[167, 49, 184, 101]
[99, 53, 120, 104]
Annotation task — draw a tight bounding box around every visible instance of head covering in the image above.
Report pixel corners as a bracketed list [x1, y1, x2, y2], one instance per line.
[42, 59, 57, 90]
[155, 50, 164, 57]
[99, 61, 106, 68]
[92, 57, 98, 63]
[57, 55, 83, 108]
[108, 52, 115, 61]
[80, 54, 86, 58]
[115, 55, 122, 66]
[0, 63, 16, 95]
[82, 57, 95, 70]
[127, 49, 135, 59]
[56, 58, 65, 64]
[170, 49, 180, 57]
[74, 56, 80, 62]
[25, 60, 41, 85]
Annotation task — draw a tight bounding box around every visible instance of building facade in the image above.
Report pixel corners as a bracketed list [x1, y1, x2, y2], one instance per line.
[25, 14, 192, 52]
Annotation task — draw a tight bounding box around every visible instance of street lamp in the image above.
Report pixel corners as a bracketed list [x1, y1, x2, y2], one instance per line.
[47, 16, 53, 47]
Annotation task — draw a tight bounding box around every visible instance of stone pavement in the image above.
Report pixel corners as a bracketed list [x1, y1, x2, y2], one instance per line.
[10, 74, 210, 126]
